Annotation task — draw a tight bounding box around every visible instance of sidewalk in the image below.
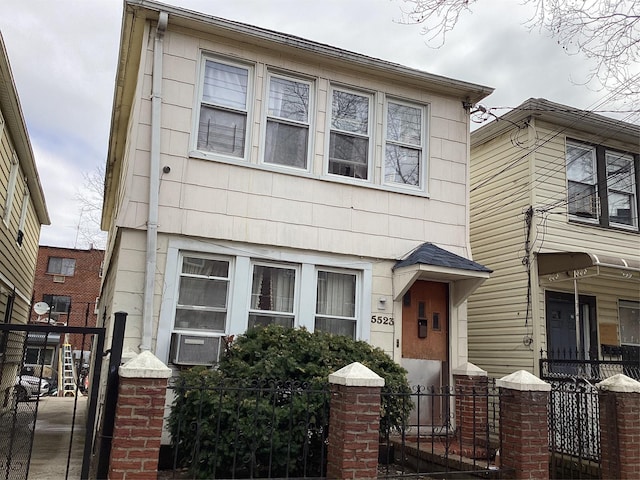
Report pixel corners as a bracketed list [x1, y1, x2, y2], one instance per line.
[29, 396, 87, 479]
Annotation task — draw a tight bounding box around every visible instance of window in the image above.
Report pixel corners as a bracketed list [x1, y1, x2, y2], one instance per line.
[175, 256, 230, 332]
[620, 300, 639, 346]
[384, 100, 424, 188]
[248, 264, 296, 328]
[46, 257, 76, 276]
[197, 58, 250, 158]
[16, 185, 29, 246]
[315, 270, 357, 338]
[566, 140, 638, 229]
[264, 74, 311, 169]
[606, 151, 636, 226]
[328, 88, 371, 180]
[24, 346, 55, 366]
[3, 152, 19, 225]
[43, 294, 71, 314]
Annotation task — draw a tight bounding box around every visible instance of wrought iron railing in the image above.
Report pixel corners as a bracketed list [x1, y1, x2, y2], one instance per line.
[167, 377, 330, 479]
[540, 347, 640, 382]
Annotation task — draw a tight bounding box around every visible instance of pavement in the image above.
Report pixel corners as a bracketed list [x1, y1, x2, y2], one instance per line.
[29, 396, 87, 479]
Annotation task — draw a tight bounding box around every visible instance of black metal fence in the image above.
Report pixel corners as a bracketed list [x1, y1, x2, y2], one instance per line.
[540, 347, 640, 382]
[379, 381, 501, 479]
[167, 377, 330, 479]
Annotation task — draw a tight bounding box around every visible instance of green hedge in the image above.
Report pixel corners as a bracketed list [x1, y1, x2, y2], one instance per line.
[168, 325, 411, 478]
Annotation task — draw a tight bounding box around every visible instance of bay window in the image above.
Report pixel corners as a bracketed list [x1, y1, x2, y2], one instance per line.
[175, 256, 230, 332]
[197, 59, 250, 157]
[264, 74, 311, 169]
[566, 140, 638, 229]
[328, 88, 371, 180]
[384, 100, 424, 188]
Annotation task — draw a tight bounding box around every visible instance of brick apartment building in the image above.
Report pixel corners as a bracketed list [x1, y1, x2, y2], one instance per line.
[28, 246, 104, 372]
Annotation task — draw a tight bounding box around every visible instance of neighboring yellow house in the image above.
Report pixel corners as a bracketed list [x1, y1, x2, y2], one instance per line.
[0, 32, 50, 402]
[469, 98, 639, 379]
[100, 0, 493, 398]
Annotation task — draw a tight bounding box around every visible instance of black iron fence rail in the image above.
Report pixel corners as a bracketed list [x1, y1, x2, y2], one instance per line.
[540, 348, 640, 382]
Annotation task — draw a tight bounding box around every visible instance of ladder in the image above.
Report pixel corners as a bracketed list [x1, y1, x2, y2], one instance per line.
[59, 342, 76, 397]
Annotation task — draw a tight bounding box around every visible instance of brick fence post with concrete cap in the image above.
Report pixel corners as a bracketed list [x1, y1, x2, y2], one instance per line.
[326, 361, 385, 480]
[596, 373, 640, 480]
[452, 362, 489, 456]
[496, 370, 551, 480]
[108, 350, 172, 480]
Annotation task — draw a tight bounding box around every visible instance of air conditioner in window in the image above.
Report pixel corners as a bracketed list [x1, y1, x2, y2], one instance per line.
[53, 275, 65, 283]
[170, 333, 221, 366]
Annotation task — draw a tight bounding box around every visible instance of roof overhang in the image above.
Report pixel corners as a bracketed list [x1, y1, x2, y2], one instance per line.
[393, 264, 490, 306]
[537, 252, 640, 282]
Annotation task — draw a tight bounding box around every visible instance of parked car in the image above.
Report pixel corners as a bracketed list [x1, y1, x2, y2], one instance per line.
[15, 374, 50, 401]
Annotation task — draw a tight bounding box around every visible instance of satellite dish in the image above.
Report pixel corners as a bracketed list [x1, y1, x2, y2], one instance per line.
[34, 302, 50, 316]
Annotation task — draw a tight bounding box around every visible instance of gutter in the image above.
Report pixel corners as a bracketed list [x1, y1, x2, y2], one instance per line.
[141, 10, 168, 352]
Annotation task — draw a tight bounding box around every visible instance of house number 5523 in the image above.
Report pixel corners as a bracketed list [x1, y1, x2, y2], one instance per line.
[371, 315, 394, 326]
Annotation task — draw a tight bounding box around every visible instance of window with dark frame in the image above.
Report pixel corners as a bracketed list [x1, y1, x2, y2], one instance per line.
[46, 257, 76, 276]
[566, 139, 639, 230]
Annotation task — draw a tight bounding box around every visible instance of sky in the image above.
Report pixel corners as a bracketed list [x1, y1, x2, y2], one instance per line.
[0, 0, 633, 249]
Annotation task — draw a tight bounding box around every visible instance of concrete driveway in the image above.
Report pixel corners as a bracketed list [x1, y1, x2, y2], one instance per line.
[29, 396, 87, 479]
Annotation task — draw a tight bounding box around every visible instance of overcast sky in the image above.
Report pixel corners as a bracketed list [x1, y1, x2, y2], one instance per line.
[0, 0, 632, 249]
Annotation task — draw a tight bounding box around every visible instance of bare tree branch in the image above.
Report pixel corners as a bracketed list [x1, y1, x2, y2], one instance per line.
[397, 0, 640, 98]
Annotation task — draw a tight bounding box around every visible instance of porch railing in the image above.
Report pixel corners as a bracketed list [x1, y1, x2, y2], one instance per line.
[540, 347, 640, 382]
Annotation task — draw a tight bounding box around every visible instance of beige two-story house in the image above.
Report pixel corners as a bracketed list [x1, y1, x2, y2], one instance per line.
[0, 32, 50, 402]
[100, 0, 493, 393]
[468, 98, 639, 379]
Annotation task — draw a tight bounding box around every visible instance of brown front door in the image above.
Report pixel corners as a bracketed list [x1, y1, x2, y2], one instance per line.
[402, 280, 448, 361]
[401, 280, 449, 427]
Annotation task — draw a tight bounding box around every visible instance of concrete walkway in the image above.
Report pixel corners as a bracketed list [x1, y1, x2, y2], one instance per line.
[29, 396, 87, 479]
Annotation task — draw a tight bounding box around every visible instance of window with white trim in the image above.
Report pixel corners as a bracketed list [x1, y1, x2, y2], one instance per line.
[248, 263, 297, 329]
[328, 87, 371, 180]
[3, 152, 18, 225]
[384, 100, 424, 188]
[315, 270, 357, 338]
[16, 184, 28, 246]
[264, 73, 312, 169]
[566, 140, 639, 229]
[197, 58, 250, 158]
[175, 255, 230, 332]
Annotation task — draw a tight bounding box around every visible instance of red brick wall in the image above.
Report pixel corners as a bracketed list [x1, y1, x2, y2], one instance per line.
[499, 390, 550, 480]
[599, 390, 640, 479]
[454, 374, 488, 450]
[326, 383, 381, 480]
[109, 377, 168, 480]
[31, 246, 103, 354]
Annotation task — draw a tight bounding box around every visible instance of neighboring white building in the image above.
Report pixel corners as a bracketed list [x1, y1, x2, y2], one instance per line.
[100, 0, 493, 393]
[469, 98, 640, 379]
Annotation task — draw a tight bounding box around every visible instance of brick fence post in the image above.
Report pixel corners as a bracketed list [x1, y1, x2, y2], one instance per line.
[453, 362, 488, 455]
[596, 374, 640, 480]
[326, 362, 384, 480]
[497, 370, 550, 480]
[108, 350, 172, 480]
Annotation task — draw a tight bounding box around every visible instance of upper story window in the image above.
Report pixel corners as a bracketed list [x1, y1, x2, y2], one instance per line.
[384, 100, 425, 188]
[197, 58, 250, 158]
[264, 73, 312, 170]
[248, 263, 297, 329]
[47, 257, 76, 276]
[328, 88, 371, 180]
[175, 256, 230, 333]
[2, 152, 19, 226]
[566, 140, 638, 230]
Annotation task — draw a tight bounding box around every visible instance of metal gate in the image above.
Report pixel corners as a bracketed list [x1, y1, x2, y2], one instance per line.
[0, 321, 105, 480]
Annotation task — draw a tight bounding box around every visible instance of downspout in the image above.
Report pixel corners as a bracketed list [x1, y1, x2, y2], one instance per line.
[141, 11, 168, 352]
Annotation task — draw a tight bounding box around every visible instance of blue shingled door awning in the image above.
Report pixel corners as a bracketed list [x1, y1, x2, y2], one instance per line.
[392, 243, 492, 306]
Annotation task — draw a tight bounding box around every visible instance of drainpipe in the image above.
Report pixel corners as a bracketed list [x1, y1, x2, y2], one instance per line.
[141, 11, 168, 352]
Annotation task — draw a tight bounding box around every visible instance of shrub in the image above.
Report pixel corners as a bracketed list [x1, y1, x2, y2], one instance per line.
[168, 325, 411, 478]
